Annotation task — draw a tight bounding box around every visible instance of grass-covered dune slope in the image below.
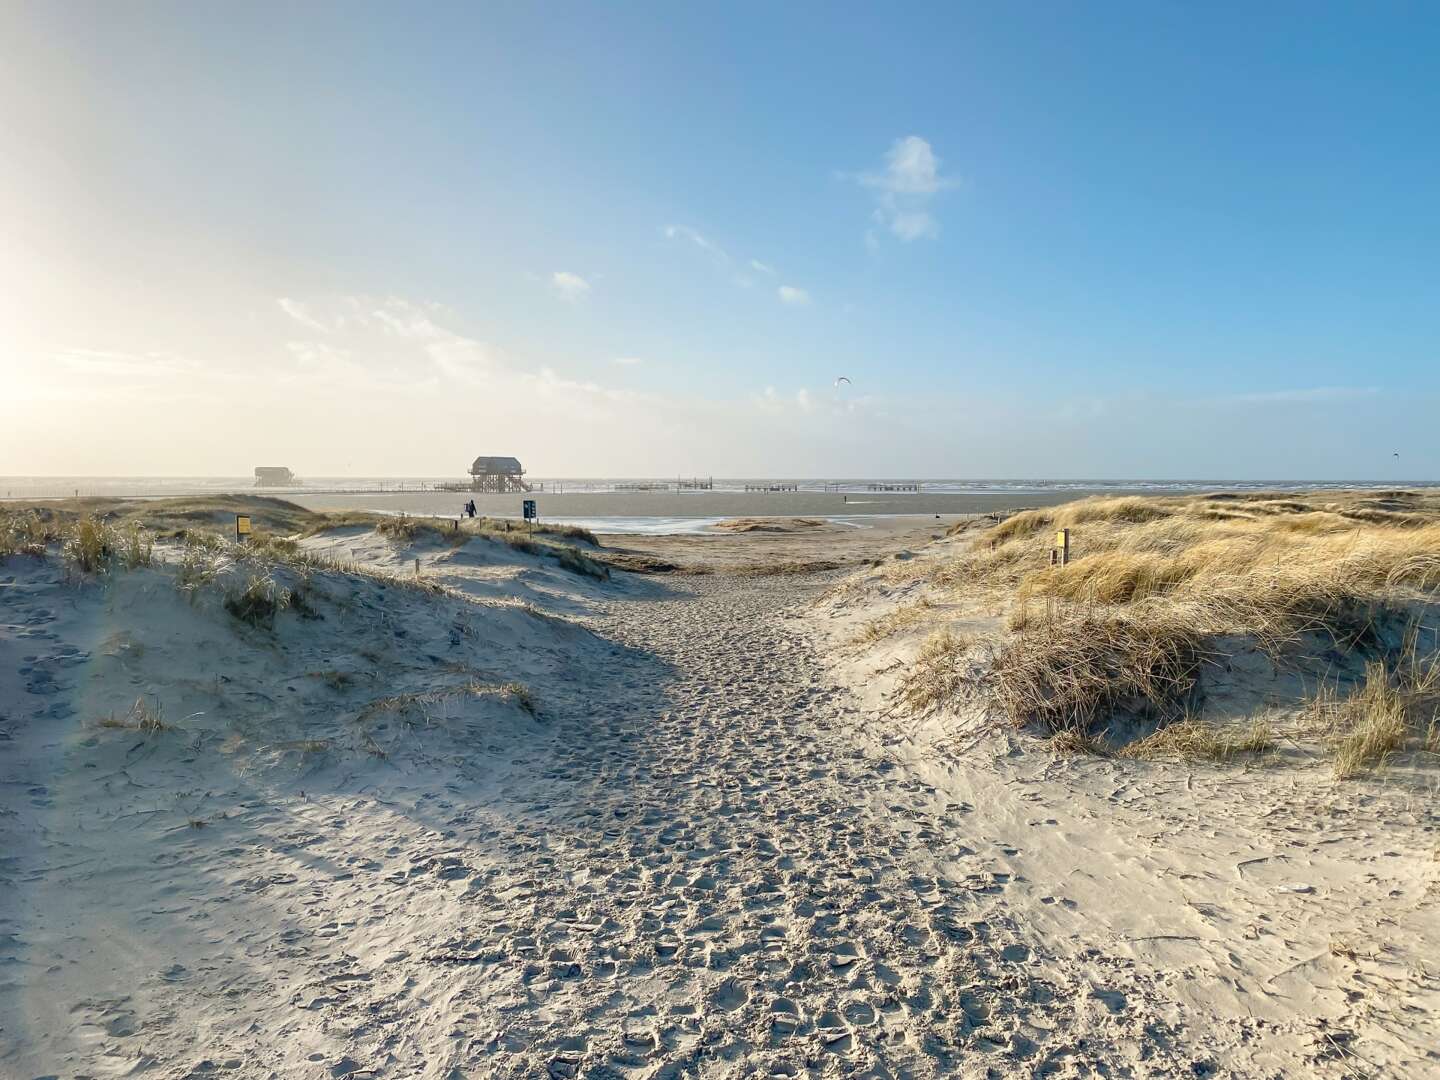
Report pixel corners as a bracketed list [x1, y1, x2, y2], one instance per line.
[846, 489, 1440, 777]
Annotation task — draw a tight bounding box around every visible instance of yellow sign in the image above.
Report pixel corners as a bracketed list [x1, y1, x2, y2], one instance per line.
[236, 514, 252, 538]
[1055, 529, 1067, 548]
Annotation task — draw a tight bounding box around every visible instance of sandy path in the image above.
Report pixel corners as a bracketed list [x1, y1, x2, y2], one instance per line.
[1, 561, 1186, 1077]
[443, 573, 1177, 1078]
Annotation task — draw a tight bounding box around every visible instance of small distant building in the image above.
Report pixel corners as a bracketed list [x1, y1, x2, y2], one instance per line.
[254, 466, 297, 487]
[467, 456, 530, 494]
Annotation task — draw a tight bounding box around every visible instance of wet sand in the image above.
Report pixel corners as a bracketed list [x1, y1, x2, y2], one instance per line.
[290, 488, 1107, 524]
[597, 516, 978, 573]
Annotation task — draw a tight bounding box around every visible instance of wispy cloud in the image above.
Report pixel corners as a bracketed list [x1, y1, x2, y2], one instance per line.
[664, 224, 728, 263]
[857, 135, 955, 243]
[550, 271, 591, 302]
[666, 225, 808, 300]
[613, 356, 643, 366]
[276, 297, 335, 334]
[753, 386, 785, 414]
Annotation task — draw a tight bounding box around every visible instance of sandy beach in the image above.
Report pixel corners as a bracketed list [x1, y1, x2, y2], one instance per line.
[2, 492, 1437, 1077]
[287, 489, 1112, 526]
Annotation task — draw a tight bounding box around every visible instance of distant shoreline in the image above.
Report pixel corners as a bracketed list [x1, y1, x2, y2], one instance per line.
[2, 475, 1432, 503]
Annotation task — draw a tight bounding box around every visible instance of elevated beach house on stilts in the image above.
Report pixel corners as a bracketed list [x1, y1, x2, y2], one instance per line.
[465, 456, 531, 493]
[253, 466, 297, 487]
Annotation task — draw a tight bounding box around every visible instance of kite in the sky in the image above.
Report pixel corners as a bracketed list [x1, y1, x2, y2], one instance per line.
[834, 376, 851, 388]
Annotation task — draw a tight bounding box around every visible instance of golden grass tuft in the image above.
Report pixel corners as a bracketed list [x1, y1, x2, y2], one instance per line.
[852, 598, 936, 645]
[223, 571, 292, 628]
[1312, 646, 1440, 779]
[0, 510, 153, 573]
[98, 696, 168, 733]
[991, 607, 1201, 734]
[0, 509, 55, 557]
[59, 517, 153, 574]
[896, 629, 976, 714]
[1048, 729, 1113, 756]
[1119, 715, 1276, 762]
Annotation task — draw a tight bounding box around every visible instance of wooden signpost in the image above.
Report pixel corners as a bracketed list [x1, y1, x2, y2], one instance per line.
[523, 499, 537, 536]
[235, 514, 252, 542]
[1051, 528, 1070, 566]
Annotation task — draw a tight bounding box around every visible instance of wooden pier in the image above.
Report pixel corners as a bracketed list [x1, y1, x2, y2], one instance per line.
[744, 483, 800, 492]
[866, 482, 922, 492]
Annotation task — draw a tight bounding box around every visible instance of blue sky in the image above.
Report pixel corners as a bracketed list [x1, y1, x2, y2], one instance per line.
[2, 2, 1437, 477]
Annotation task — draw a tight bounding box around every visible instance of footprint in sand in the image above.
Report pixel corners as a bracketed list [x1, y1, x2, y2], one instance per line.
[710, 977, 749, 1012]
[619, 1029, 658, 1058]
[816, 1010, 853, 1053]
[770, 997, 802, 1039]
[758, 925, 786, 952]
[1091, 987, 1128, 1013]
[829, 941, 862, 971]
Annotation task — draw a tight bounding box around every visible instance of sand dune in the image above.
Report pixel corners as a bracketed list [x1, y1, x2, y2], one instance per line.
[2, 499, 1437, 1076]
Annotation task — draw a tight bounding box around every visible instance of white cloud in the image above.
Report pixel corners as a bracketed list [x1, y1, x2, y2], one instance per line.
[550, 271, 591, 302]
[613, 356, 643, 366]
[276, 297, 337, 333]
[753, 386, 784, 414]
[750, 384, 862, 418]
[857, 135, 955, 243]
[887, 210, 938, 241]
[865, 135, 949, 195]
[664, 224, 728, 262]
[666, 228, 802, 303]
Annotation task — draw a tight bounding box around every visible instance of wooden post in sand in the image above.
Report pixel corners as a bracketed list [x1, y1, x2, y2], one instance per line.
[1052, 528, 1071, 566]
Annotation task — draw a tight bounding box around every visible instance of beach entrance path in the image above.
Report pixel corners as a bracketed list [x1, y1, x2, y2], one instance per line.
[416, 572, 1182, 1078]
[3, 552, 1349, 1077]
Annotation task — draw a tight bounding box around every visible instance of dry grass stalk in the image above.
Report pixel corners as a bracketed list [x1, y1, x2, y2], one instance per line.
[896, 492, 1440, 742]
[852, 598, 935, 645]
[991, 608, 1201, 734]
[1119, 715, 1276, 762]
[223, 571, 292, 628]
[896, 629, 975, 714]
[1048, 729, 1113, 756]
[358, 680, 537, 724]
[0, 509, 56, 557]
[1316, 646, 1440, 779]
[98, 696, 168, 733]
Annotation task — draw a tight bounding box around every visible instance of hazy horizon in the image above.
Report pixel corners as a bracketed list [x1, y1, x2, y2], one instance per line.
[4, 3, 1437, 479]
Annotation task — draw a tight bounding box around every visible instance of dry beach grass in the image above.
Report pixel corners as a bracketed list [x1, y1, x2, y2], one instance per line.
[890, 490, 1440, 768]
